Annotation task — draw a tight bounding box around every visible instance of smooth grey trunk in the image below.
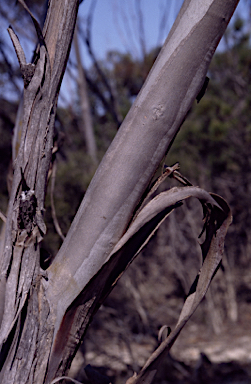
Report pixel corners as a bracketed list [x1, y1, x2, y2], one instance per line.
[46, 0, 239, 334]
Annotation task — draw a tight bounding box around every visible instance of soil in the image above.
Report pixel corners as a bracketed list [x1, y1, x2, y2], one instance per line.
[68, 300, 251, 384]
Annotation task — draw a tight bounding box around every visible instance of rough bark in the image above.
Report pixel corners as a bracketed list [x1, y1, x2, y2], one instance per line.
[0, 0, 79, 382]
[0, 1, 239, 383]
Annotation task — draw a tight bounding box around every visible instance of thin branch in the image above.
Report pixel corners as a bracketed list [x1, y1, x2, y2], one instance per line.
[0, 210, 6, 223]
[112, 0, 140, 57]
[135, 0, 146, 58]
[74, 23, 98, 164]
[50, 161, 65, 241]
[79, 12, 121, 125]
[7, 26, 27, 68]
[85, 72, 121, 126]
[50, 377, 83, 384]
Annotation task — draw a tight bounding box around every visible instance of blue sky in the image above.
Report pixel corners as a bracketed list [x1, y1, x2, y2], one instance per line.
[77, 0, 182, 66]
[0, 0, 248, 103]
[57, 0, 248, 105]
[77, 0, 248, 66]
[0, 0, 248, 68]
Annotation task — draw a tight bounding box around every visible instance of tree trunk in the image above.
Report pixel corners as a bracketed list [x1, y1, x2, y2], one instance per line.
[74, 21, 98, 165]
[0, 1, 239, 383]
[0, 0, 79, 382]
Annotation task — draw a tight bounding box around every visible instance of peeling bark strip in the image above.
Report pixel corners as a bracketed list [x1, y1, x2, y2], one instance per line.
[0, 0, 238, 383]
[46, 186, 231, 382]
[126, 195, 232, 384]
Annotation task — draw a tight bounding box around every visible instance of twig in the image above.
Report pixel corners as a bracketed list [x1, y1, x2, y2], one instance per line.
[50, 161, 65, 241]
[50, 376, 83, 384]
[0, 210, 6, 223]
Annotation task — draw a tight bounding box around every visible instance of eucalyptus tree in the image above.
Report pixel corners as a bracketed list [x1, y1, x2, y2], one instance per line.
[0, 1, 238, 383]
